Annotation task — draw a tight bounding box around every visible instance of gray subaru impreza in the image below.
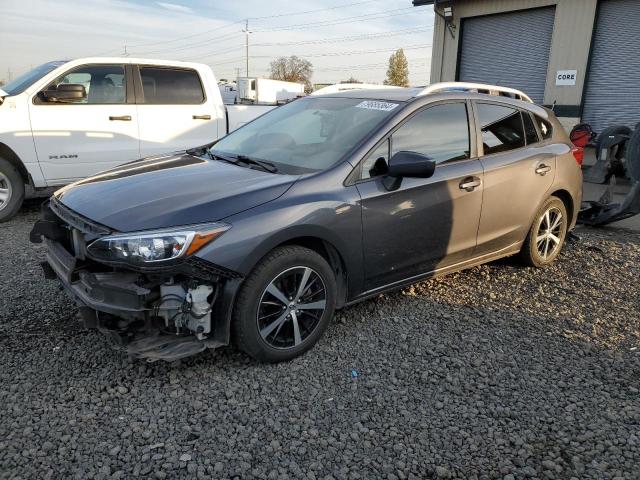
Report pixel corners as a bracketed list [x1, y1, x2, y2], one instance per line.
[31, 83, 583, 362]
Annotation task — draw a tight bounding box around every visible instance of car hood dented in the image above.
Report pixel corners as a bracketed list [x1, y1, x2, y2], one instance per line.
[54, 153, 297, 231]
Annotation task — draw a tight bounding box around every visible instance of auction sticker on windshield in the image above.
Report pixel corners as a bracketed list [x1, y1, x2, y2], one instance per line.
[355, 100, 399, 112]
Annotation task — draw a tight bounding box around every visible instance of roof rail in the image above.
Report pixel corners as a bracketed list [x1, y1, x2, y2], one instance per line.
[417, 82, 534, 103]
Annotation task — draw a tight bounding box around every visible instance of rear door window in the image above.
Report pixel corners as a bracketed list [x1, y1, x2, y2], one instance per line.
[139, 67, 205, 104]
[477, 103, 525, 155]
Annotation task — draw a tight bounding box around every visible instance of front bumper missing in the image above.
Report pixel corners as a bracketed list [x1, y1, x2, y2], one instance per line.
[31, 201, 243, 361]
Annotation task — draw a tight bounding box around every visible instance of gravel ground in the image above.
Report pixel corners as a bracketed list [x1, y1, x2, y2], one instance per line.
[1, 201, 639, 480]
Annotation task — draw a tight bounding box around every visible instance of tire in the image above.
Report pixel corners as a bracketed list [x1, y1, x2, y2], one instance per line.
[595, 125, 631, 161]
[625, 126, 640, 182]
[232, 245, 337, 362]
[0, 157, 25, 223]
[519, 196, 568, 268]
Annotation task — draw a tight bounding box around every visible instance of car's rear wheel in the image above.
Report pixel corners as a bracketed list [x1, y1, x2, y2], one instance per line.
[0, 157, 25, 223]
[520, 196, 568, 267]
[232, 246, 336, 362]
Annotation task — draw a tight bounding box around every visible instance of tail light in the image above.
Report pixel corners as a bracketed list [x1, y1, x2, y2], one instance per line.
[571, 146, 584, 166]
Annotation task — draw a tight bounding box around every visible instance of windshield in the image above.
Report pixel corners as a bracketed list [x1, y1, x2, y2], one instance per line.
[211, 97, 402, 174]
[2, 61, 67, 96]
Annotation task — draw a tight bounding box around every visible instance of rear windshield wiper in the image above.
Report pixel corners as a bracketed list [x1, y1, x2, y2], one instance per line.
[208, 151, 277, 173]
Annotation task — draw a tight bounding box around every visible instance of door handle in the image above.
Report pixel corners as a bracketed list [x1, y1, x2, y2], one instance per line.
[193, 114, 211, 120]
[535, 164, 552, 176]
[459, 177, 481, 192]
[109, 115, 132, 121]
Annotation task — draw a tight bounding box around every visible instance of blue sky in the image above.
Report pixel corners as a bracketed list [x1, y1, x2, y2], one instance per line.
[0, 0, 434, 84]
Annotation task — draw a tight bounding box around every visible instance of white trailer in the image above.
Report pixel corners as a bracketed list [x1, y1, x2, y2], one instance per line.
[237, 78, 304, 104]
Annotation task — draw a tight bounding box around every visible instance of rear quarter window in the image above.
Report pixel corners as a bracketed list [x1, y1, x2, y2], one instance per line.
[535, 115, 553, 140]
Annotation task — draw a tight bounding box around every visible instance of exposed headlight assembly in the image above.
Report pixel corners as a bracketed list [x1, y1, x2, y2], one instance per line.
[87, 223, 230, 264]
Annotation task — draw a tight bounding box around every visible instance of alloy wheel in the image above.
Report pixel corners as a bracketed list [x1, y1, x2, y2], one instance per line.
[536, 206, 564, 260]
[0, 172, 12, 212]
[257, 266, 327, 350]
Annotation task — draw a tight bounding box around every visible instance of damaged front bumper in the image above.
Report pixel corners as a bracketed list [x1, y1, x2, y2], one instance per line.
[31, 199, 243, 361]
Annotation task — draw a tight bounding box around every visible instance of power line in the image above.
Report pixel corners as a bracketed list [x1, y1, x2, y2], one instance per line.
[206, 43, 431, 65]
[178, 26, 432, 62]
[248, 0, 385, 20]
[253, 8, 416, 32]
[130, 31, 243, 57]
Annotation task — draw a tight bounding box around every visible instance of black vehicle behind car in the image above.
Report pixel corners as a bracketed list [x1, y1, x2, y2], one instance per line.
[31, 85, 582, 362]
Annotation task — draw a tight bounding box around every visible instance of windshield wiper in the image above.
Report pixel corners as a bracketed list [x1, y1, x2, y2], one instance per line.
[208, 151, 278, 173]
[235, 155, 278, 173]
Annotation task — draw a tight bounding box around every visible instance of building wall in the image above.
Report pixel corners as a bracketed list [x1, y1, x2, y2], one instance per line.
[429, 0, 598, 126]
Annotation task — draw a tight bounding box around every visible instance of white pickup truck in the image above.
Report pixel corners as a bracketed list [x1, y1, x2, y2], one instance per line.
[0, 57, 275, 221]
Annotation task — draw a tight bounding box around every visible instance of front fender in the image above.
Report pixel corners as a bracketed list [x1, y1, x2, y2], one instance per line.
[195, 180, 364, 297]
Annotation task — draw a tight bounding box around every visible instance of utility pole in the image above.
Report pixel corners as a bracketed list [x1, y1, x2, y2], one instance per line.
[243, 19, 251, 77]
[6, 68, 12, 82]
[123, 45, 129, 57]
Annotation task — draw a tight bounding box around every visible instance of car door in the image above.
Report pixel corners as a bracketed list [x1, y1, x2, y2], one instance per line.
[28, 63, 140, 184]
[472, 102, 556, 256]
[355, 101, 484, 291]
[134, 65, 220, 157]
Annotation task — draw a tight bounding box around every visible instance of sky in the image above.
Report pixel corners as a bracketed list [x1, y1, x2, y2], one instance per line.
[0, 0, 435, 86]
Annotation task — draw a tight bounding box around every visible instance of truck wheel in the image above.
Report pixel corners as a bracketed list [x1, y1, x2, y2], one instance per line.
[232, 246, 336, 363]
[520, 196, 568, 268]
[0, 157, 25, 222]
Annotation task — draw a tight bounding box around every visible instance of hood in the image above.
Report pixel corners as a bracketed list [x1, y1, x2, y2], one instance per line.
[55, 153, 297, 231]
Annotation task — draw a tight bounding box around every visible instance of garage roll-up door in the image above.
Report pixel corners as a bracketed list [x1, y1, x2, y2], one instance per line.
[458, 7, 556, 104]
[582, 0, 640, 132]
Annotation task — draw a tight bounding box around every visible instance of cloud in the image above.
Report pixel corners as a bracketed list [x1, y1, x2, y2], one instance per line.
[156, 2, 193, 14]
[1, 0, 434, 84]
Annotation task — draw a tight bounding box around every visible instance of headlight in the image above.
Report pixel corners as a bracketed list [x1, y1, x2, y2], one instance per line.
[87, 222, 230, 264]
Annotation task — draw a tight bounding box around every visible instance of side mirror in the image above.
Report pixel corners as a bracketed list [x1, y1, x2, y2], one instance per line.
[383, 151, 436, 190]
[41, 84, 87, 103]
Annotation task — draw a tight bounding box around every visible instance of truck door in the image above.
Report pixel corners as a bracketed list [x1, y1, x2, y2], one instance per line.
[28, 63, 140, 184]
[134, 65, 221, 157]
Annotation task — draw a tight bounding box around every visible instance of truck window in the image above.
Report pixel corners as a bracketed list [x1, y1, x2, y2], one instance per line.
[139, 67, 205, 105]
[49, 65, 126, 104]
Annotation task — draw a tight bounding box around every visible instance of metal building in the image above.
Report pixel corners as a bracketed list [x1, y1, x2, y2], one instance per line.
[413, 0, 640, 132]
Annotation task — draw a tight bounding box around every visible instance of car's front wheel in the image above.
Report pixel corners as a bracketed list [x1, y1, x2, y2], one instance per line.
[232, 246, 336, 362]
[520, 196, 568, 267]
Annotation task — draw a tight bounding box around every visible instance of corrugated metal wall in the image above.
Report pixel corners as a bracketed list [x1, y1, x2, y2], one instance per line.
[582, 0, 640, 132]
[457, 7, 556, 103]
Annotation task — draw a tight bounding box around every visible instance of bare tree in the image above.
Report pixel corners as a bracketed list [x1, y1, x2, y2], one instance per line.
[270, 56, 313, 92]
[384, 49, 409, 87]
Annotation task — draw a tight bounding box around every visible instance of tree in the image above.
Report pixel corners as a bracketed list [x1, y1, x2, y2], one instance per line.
[270, 56, 313, 92]
[384, 49, 409, 87]
[340, 77, 362, 84]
